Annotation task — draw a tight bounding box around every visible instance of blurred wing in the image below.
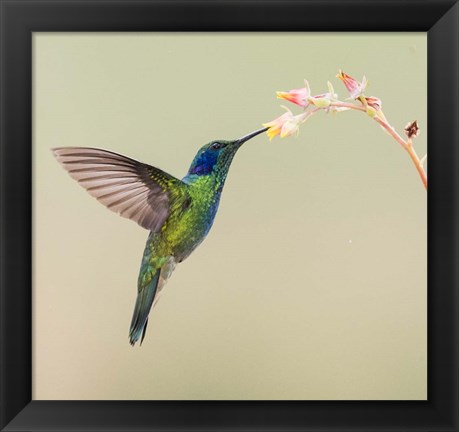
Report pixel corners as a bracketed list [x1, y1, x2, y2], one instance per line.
[52, 147, 188, 232]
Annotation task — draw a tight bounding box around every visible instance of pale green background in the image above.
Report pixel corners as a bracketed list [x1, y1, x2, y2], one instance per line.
[33, 33, 427, 400]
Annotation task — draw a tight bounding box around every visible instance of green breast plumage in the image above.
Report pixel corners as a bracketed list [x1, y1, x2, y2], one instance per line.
[161, 174, 223, 261]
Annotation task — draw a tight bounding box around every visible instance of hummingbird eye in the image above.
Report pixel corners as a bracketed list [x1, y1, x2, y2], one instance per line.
[211, 142, 225, 150]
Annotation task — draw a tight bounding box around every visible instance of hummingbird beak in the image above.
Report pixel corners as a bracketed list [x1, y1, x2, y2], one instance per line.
[236, 127, 268, 146]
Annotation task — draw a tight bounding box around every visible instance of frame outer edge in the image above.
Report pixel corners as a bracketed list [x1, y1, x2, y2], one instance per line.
[428, 1, 459, 430]
[0, 1, 33, 430]
[1, 0, 459, 431]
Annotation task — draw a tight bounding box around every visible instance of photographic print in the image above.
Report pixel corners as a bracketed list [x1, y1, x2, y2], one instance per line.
[32, 32, 427, 400]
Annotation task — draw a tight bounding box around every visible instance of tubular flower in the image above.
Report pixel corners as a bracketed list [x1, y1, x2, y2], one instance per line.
[337, 70, 368, 99]
[276, 80, 311, 108]
[262, 107, 309, 140]
[278, 80, 343, 110]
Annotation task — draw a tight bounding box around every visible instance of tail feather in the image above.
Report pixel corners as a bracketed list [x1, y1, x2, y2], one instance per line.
[129, 271, 159, 346]
[140, 317, 149, 345]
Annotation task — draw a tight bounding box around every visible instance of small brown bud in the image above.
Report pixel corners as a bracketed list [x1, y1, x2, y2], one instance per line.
[404, 120, 420, 139]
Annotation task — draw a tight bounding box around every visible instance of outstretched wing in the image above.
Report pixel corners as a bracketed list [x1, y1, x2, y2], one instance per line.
[52, 147, 188, 232]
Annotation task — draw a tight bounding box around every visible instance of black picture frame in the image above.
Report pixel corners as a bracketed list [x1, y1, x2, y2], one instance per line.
[1, 0, 458, 431]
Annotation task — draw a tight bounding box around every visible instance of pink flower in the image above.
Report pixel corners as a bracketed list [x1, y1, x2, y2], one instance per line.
[364, 96, 382, 110]
[262, 107, 309, 140]
[336, 70, 367, 99]
[278, 80, 349, 112]
[276, 80, 310, 108]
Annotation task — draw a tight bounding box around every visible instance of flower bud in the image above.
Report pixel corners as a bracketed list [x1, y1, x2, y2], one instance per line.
[276, 80, 311, 108]
[404, 120, 420, 139]
[262, 107, 309, 140]
[337, 70, 368, 99]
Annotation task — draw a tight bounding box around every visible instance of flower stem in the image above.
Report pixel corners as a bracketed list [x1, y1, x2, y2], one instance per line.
[326, 101, 427, 190]
[373, 116, 427, 190]
[329, 101, 366, 112]
[405, 142, 428, 190]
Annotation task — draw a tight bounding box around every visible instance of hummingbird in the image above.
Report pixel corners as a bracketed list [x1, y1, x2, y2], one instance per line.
[52, 127, 267, 346]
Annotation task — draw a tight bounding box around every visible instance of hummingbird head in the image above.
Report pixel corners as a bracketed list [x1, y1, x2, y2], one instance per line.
[187, 127, 267, 178]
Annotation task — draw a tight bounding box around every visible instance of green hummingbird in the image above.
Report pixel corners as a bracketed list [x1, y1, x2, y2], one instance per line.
[52, 127, 267, 346]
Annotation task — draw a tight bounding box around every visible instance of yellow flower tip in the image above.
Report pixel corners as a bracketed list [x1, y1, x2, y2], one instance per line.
[265, 127, 279, 140]
[277, 91, 295, 102]
[277, 92, 296, 104]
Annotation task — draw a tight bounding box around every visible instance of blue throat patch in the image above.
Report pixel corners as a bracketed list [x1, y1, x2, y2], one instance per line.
[188, 150, 219, 176]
